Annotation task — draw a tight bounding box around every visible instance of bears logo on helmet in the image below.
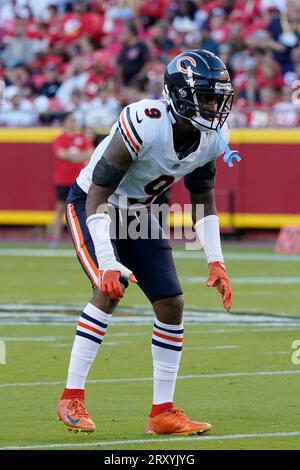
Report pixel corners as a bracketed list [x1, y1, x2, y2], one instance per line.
[176, 56, 197, 74]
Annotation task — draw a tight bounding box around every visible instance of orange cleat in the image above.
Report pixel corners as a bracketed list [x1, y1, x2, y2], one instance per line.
[56, 397, 96, 433]
[146, 408, 212, 436]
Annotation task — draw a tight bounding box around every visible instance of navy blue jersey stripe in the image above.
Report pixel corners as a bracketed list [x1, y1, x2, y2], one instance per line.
[126, 107, 143, 145]
[154, 323, 184, 335]
[81, 312, 107, 330]
[118, 119, 138, 156]
[152, 338, 182, 352]
[76, 330, 102, 344]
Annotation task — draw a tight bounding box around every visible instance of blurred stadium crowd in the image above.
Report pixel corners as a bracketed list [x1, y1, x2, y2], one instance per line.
[0, 0, 300, 129]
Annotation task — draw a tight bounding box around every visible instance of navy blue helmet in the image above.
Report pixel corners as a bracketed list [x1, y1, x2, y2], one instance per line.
[164, 49, 234, 131]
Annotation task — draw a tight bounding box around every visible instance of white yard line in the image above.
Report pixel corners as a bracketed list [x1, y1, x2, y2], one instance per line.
[174, 252, 300, 262]
[263, 352, 290, 356]
[1, 321, 300, 331]
[1, 308, 300, 326]
[0, 249, 75, 258]
[184, 276, 300, 285]
[1, 304, 300, 330]
[185, 345, 240, 351]
[233, 291, 300, 296]
[1, 320, 299, 327]
[1, 431, 300, 450]
[0, 248, 300, 262]
[101, 341, 238, 350]
[0, 336, 66, 342]
[0, 369, 299, 389]
[48, 341, 127, 348]
[0, 304, 82, 312]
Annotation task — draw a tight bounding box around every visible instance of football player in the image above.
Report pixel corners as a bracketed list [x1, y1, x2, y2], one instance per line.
[57, 50, 235, 435]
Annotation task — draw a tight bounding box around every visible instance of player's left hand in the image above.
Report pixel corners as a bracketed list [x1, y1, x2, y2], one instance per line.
[206, 261, 232, 312]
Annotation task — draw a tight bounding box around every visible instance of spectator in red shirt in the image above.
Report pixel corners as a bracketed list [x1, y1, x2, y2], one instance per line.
[139, 0, 168, 27]
[50, 112, 92, 248]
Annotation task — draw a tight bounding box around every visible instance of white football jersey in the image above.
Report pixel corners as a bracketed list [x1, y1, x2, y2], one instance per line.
[76, 99, 229, 208]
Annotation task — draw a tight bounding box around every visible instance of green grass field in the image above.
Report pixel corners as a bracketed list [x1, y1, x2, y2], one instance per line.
[0, 244, 300, 450]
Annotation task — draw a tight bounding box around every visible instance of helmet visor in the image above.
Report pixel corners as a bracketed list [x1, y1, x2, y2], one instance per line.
[178, 84, 234, 130]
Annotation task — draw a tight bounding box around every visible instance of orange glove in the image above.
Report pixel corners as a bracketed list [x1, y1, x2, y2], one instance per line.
[206, 261, 232, 312]
[99, 270, 137, 301]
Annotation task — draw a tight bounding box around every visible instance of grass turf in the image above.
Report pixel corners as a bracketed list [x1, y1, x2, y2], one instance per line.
[0, 244, 300, 450]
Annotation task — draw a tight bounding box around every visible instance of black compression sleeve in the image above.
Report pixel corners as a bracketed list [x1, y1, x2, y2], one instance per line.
[92, 157, 126, 188]
[184, 161, 216, 194]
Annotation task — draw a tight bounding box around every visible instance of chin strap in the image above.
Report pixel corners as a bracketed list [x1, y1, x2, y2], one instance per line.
[217, 128, 241, 168]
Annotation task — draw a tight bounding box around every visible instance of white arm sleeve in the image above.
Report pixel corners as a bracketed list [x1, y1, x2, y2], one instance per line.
[195, 215, 224, 264]
[86, 213, 132, 277]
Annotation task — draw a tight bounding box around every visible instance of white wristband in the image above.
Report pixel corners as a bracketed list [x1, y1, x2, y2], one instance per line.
[86, 213, 116, 268]
[195, 215, 224, 264]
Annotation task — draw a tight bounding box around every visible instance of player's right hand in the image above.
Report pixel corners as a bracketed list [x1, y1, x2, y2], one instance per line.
[98, 261, 137, 301]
